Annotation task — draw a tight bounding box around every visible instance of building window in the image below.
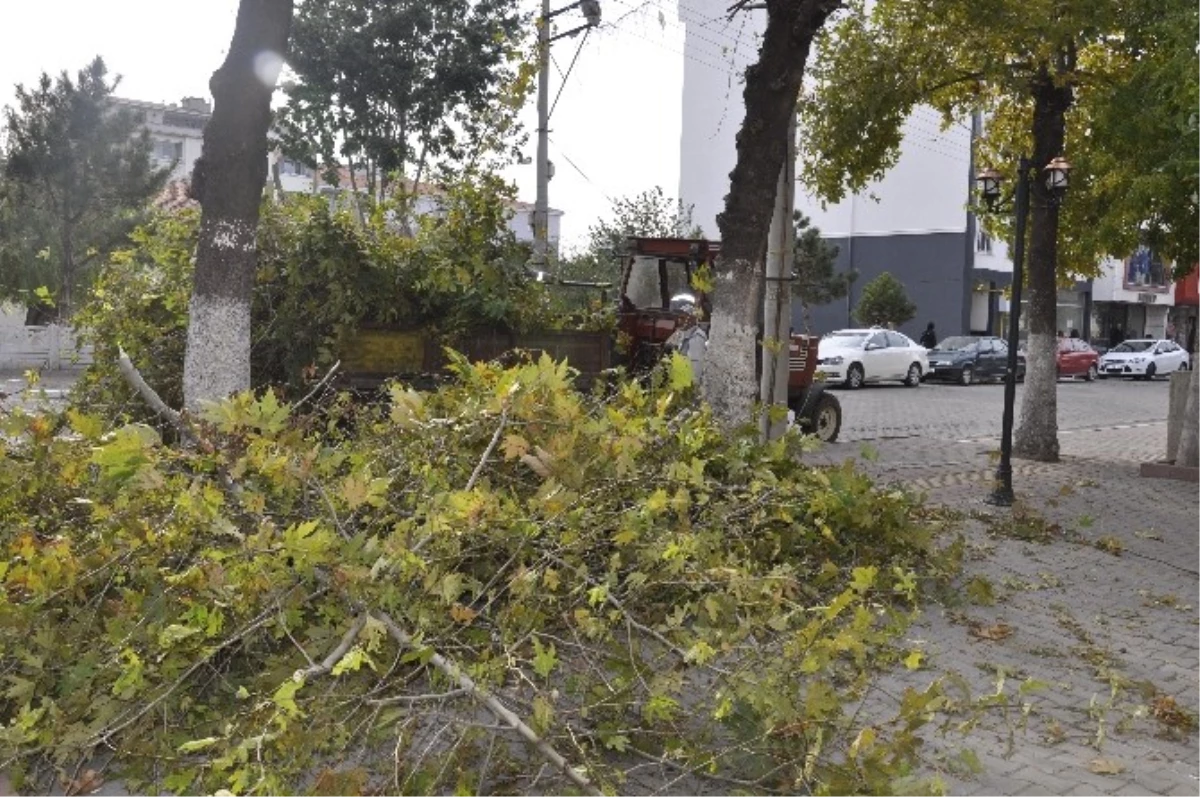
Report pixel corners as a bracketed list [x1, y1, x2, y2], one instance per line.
[280, 159, 313, 177]
[161, 111, 207, 130]
[975, 230, 993, 254]
[152, 139, 183, 162]
[1124, 246, 1169, 290]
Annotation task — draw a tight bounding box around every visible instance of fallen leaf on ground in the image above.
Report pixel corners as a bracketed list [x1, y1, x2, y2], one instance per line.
[969, 622, 1014, 641]
[1089, 758, 1126, 775]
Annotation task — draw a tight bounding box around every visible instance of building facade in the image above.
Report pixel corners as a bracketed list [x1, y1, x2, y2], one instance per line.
[122, 95, 561, 248]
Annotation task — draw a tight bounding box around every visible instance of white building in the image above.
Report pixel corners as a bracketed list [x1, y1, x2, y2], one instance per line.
[110, 96, 211, 181]
[123, 95, 561, 249]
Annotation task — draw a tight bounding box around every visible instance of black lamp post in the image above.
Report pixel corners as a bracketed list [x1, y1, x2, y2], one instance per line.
[978, 155, 1071, 506]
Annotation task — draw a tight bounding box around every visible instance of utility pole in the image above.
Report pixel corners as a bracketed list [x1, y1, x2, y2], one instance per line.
[530, 1, 600, 276]
[532, 0, 551, 273]
[759, 112, 797, 442]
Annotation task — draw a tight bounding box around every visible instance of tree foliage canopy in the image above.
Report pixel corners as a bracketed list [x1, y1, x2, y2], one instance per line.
[0, 56, 168, 318]
[853, 272, 916, 328]
[556, 187, 703, 285]
[796, 0, 1198, 274]
[277, 0, 530, 197]
[791, 212, 850, 315]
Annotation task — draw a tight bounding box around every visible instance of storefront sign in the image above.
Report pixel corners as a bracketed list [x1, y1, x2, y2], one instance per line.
[1137, 292, 1159, 304]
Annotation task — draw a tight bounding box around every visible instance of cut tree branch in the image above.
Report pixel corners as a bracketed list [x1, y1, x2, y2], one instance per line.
[118, 346, 192, 442]
[296, 614, 367, 681]
[371, 609, 601, 796]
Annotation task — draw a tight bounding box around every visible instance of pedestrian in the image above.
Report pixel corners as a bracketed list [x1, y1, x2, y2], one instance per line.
[919, 321, 937, 349]
[1057, 330, 1064, 338]
[1188, 318, 1197, 354]
[1110, 324, 1123, 347]
[1069, 329, 1080, 339]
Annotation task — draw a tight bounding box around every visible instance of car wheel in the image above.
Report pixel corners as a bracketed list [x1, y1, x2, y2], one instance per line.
[845, 363, 864, 390]
[1145, 362, 1157, 380]
[1085, 363, 1098, 382]
[958, 365, 974, 386]
[904, 363, 921, 387]
[1179, 361, 1190, 372]
[811, 393, 842, 442]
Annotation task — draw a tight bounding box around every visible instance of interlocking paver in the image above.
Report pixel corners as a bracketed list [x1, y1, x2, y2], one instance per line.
[805, 409, 1199, 797]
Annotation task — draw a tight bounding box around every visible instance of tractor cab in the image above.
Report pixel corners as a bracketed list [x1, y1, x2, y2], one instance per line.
[617, 237, 716, 371]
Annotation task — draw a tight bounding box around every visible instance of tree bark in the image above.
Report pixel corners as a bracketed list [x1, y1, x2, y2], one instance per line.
[1176, 365, 1200, 467]
[184, 0, 294, 410]
[704, 0, 841, 428]
[1013, 62, 1073, 462]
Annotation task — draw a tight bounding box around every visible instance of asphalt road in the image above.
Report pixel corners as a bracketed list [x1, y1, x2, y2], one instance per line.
[831, 372, 1176, 444]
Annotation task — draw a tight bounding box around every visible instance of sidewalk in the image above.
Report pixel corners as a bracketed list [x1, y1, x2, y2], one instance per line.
[805, 433, 1199, 795]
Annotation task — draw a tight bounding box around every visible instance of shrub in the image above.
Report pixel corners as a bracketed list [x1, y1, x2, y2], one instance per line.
[0, 355, 965, 795]
[71, 174, 555, 427]
[853, 272, 917, 328]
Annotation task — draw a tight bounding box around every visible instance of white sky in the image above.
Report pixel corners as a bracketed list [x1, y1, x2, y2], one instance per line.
[0, 0, 708, 249]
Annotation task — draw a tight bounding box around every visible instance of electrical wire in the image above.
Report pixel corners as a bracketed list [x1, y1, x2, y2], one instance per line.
[548, 136, 614, 203]
[549, 27, 590, 121]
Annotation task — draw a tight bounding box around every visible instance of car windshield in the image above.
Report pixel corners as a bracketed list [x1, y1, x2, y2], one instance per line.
[823, 332, 869, 345]
[1111, 341, 1154, 353]
[936, 336, 978, 351]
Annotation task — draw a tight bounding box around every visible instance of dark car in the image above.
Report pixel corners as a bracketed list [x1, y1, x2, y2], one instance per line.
[924, 335, 1025, 385]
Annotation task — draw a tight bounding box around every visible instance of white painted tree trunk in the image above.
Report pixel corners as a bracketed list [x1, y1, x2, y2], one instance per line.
[703, 290, 761, 430]
[183, 293, 252, 412]
[1014, 331, 1059, 461]
[1175, 364, 1199, 467]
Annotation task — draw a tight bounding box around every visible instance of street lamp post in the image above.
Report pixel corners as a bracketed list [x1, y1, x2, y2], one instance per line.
[531, 0, 601, 276]
[978, 156, 1071, 506]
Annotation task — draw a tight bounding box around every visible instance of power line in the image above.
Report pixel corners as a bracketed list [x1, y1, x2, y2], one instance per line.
[548, 136, 613, 203]
[549, 28, 589, 121]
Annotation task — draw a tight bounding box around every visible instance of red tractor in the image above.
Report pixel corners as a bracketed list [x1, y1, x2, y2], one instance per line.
[616, 236, 841, 442]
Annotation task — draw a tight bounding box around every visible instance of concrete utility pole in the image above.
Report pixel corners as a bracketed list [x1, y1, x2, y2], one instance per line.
[530, 1, 600, 275]
[759, 112, 797, 442]
[532, 0, 551, 272]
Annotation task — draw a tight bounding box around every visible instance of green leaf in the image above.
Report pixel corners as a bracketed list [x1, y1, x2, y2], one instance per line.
[272, 678, 304, 718]
[531, 638, 558, 679]
[178, 736, 221, 753]
[331, 645, 376, 676]
[667, 352, 694, 390]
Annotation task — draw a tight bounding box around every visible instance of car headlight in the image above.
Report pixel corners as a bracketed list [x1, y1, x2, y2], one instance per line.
[820, 355, 844, 365]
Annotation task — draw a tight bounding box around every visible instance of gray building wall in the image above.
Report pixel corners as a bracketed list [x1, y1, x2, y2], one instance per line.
[795, 231, 971, 343]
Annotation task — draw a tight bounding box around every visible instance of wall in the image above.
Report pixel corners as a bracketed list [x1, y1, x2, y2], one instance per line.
[795, 231, 969, 341]
[0, 305, 92, 370]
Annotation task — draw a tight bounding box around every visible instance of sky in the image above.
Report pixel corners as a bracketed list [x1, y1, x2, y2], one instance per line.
[0, 0, 711, 249]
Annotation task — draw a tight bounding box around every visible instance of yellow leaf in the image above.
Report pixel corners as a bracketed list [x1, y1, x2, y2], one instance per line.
[904, 650, 924, 670]
[969, 622, 1014, 641]
[450, 603, 478, 624]
[1089, 758, 1125, 776]
[500, 434, 530, 460]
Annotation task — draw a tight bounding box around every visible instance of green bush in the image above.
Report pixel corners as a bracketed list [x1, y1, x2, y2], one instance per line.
[0, 355, 966, 795]
[72, 174, 556, 426]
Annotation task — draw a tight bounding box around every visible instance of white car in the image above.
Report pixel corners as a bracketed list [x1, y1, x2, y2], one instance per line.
[1098, 339, 1191, 380]
[816, 328, 928, 389]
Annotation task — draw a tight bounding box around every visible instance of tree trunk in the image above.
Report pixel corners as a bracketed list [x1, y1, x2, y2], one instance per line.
[704, 0, 841, 428]
[1013, 63, 1073, 462]
[184, 0, 294, 411]
[1176, 365, 1200, 467]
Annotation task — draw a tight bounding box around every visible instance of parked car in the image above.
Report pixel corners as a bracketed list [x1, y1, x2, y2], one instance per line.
[925, 335, 1024, 385]
[816, 328, 928, 389]
[1098, 339, 1191, 380]
[1056, 337, 1100, 380]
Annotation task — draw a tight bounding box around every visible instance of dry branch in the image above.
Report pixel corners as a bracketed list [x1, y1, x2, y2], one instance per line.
[371, 610, 602, 796]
